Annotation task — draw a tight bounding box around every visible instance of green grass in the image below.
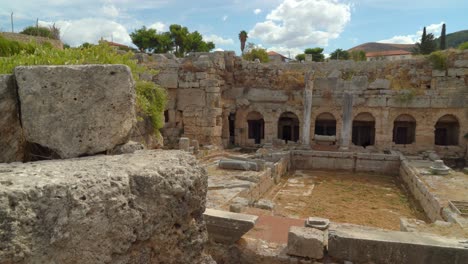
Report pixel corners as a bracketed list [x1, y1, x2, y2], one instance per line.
[0, 39, 166, 133]
[459, 42, 468, 50]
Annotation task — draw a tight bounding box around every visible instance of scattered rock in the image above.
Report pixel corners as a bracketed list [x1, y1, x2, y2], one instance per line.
[305, 217, 330, 230]
[254, 199, 275, 211]
[287, 226, 325, 259]
[179, 137, 190, 151]
[109, 141, 145, 155]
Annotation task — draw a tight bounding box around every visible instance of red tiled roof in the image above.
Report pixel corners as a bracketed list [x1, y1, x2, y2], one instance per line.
[267, 51, 287, 58]
[106, 41, 128, 48]
[366, 50, 412, 57]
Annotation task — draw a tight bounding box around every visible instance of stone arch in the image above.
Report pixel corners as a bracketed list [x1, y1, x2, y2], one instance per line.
[393, 114, 416, 144]
[314, 112, 337, 136]
[435, 114, 459, 146]
[352, 112, 375, 147]
[277, 111, 300, 142]
[247, 111, 264, 144]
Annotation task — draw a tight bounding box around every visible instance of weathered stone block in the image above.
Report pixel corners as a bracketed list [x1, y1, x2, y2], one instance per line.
[204, 209, 257, 244]
[0, 150, 211, 264]
[177, 88, 206, 109]
[328, 224, 468, 264]
[246, 88, 288, 102]
[156, 72, 178, 88]
[369, 79, 390, 90]
[448, 68, 467, 77]
[15, 65, 136, 159]
[432, 70, 446, 77]
[454, 60, 468, 68]
[0, 74, 25, 163]
[287, 226, 324, 259]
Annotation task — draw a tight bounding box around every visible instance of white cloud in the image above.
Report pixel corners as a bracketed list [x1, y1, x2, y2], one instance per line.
[222, 15, 228, 21]
[249, 0, 351, 48]
[100, 4, 119, 18]
[40, 18, 132, 47]
[254, 8, 262, 15]
[214, 48, 224, 52]
[149, 22, 167, 32]
[378, 22, 444, 44]
[203, 34, 234, 45]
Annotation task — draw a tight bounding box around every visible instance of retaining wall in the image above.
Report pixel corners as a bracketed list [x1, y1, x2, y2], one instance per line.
[399, 160, 444, 221]
[291, 150, 401, 175]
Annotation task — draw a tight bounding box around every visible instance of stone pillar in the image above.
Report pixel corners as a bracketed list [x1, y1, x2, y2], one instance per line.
[302, 72, 313, 146]
[339, 93, 353, 150]
[179, 137, 190, 151]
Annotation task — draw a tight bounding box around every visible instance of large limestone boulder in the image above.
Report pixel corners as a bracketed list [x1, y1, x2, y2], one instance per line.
[0, 74, 24, 163]
[0, 150, 213, 264]
[15, 65, 136, 159]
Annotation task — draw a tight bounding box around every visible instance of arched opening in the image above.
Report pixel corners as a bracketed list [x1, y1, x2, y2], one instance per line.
[278, 112, 300, 142]
[247, 111, 264, 144]
[314, 112, 336, 136]
[393, 114, 416, 144]
[352, 112, 375, 147]
[435, 115, 459, 146]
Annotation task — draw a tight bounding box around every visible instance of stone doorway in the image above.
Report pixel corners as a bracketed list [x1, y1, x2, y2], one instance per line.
[393, 114, 416, 144]
[229, 112, 236, 145]
[278, 112, 300, 142]
[247, 111, 264, 144]
[435, 114, 459, 146]
[352, 113, 375, 147]
[315, 112, 336, 136]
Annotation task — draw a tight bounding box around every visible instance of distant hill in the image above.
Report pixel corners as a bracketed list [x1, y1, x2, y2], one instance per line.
[349, 30, 468, 53]
[348, 42, 415, 53]
[434, 30, 468, 49]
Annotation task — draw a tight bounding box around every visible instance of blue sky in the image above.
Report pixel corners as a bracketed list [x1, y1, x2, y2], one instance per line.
[1, 0, 467, 57]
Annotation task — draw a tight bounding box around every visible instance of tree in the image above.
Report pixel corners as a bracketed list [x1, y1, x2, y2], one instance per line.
[349, 50, 366, 61]
[440, 23, 446, 50]
[130, 26, 158, 52]
[295, 54, 305, 61]
[239, 30, 248, 54]
[329, 49, 350, 60]
[304, 47, 324, 62]
[243, 47, 269, 63]
[130, 24, 215, 56]
[414, 27, 436, 55]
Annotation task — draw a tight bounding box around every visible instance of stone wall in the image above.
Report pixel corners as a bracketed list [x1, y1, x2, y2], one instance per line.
[0, 32, 63, 49]
[0, 150, 213, 264]
[291, 150, 401, 175]
[150, 50, 468, 157]
[399, 160, 444, 221]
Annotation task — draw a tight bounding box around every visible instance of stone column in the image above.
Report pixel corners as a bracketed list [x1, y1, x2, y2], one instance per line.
[339, 93, 353, 150]
[302, 72, 313, 146]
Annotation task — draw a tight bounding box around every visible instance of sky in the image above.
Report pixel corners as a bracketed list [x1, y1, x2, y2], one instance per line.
[1, 0, 467, 57]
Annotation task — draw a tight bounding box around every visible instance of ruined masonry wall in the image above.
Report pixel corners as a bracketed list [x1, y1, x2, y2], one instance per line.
[150, 50, 468, 155]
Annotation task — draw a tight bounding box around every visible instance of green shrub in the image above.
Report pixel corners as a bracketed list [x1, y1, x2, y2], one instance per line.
[428, 51, 448, 70]
[458, 42, 468, 50]
[21, 26, 58, 39]
[0, 43, 167, 133]
[0, 36, 36, 56]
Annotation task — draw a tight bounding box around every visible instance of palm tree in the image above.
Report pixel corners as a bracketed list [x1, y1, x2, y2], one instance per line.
[239, 30, 248, 54]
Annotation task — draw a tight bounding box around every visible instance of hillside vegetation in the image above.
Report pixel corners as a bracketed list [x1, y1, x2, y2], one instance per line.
[0, 36, 166, 133]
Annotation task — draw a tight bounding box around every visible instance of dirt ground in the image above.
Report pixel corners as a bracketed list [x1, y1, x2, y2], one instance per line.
[262, 170, 427, 230]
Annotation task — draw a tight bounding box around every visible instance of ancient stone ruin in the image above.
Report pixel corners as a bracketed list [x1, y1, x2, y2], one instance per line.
[1, 51, 468, 263]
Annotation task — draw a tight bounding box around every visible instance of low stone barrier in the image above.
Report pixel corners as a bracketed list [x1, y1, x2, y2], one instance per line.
[292, 150, 400, 175]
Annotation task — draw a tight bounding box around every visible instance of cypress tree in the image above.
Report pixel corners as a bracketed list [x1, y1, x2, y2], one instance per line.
[440, 23, 446, 50]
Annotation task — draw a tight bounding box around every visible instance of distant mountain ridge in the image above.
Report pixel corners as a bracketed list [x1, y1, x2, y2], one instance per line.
[348, 42, 415, 53]
[349, 29, 468, 53]
[434, 30, 468, 49]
